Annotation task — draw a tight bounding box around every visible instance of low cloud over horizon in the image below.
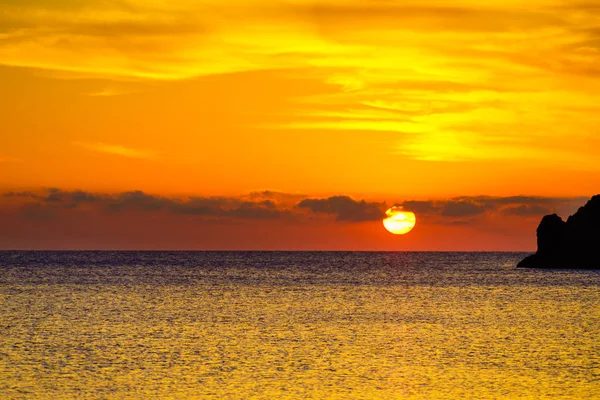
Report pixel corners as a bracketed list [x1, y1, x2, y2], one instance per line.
[0, 187, 593, 250]
[3, 188, 590, 223]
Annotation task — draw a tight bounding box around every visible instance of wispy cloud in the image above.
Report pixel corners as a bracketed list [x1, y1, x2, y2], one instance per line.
[1, 1, 598, 81]
[2, 1, 600, 167]
[74, 142, 159, 160]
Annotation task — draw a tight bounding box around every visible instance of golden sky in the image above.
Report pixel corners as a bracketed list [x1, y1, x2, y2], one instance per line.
[1, 0, 599, 249]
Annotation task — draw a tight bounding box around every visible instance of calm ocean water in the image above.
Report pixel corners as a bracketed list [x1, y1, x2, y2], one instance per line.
[0, 251, 598, 399]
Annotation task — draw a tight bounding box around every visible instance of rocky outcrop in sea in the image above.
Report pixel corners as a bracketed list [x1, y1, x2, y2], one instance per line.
[517, 195, 600, 269]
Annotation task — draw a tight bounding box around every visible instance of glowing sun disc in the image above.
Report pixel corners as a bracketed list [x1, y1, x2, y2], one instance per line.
[383, 206, 416, 235]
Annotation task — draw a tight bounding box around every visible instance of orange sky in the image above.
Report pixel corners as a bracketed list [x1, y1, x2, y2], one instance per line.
[1, 0, 599, 249]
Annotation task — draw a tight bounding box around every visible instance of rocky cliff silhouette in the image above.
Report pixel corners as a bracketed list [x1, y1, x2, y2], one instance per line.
[517, 195, 600, 269]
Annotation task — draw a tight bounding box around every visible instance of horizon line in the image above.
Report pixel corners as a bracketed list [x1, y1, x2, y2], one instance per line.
[0, 249, 534, 253]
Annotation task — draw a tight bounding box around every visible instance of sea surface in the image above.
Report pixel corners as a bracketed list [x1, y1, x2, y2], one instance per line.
[0, 251, 599, 399]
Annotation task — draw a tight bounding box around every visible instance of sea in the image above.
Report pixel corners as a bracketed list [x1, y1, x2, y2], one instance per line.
[0, 251, 598, 399]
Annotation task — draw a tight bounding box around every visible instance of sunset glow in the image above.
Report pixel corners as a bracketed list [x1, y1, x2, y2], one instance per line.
[1, 0, 599, 249]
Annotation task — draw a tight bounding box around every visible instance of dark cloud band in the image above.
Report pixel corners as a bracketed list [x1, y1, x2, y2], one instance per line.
[2, 189, 589, 224]
[297, 196, 386, 222]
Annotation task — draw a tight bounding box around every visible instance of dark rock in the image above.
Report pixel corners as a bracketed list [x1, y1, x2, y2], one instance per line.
[517, 195, 600, 269]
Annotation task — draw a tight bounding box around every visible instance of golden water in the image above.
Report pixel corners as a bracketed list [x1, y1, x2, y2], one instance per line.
[1, 252, 598, 398]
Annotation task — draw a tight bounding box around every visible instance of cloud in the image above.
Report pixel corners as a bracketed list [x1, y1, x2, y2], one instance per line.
[305, 3, 566, 34]
[170, 197, 236, 215]
[0, 189, 591, 226]
[2, 1, 600, 171]
[397, 195, 586, 223]
[169, 197, 287, 220]
[44, 188, 65, 203]
[398, 200, 441, 214]
[246, 190, 307, 204]
[71, 190, 102, 203]
[107, 191, 171, 212]
[4, 188, 102, 204]
[5, 189, 386, 223]
[297, 196, 386, 222]
[502, 205, 552, 217]
[74, 142, 159, 160]
[0, 1, 596, 80]
[441, 201, 487, 217]
[2, 188, 296, 222]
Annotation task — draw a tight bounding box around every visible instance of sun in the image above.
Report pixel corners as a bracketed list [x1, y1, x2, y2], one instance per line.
[383, 206, 416, 235]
